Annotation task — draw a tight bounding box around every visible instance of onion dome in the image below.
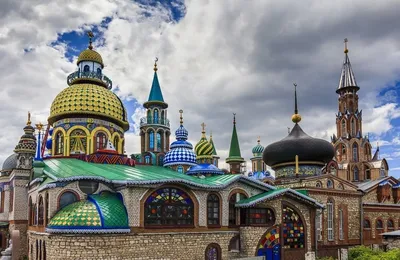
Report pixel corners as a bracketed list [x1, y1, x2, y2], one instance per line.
[1, 154, 18, 173]
[263, 84, 334, 175]
[195, 123, 213, 159]
[77, 49, 104, 68]
[249, 170, 275, 181]
[252, 137, 264, 156]
[164, 110, 197, 167]
[14, 112, 36, 154]
[186, 163, 224, 176]
[47, 192, 129, 234]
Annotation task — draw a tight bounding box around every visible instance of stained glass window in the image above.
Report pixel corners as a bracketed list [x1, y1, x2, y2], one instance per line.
[59, 191, 78, 209]
[282, 206, 305, 249]
[95, 132, 107, 151]
[327, 199, 334, 241]
[157, 132, 162, 150]
[207, 194, 220, 226]
[154, 109, 159, 124]
[145, 187, 194, 227]
[242, 208, 275, 226]
[257, 226, 281, 257]
[205, 244, 221, 260]
[149, 131, 154, 149]
[55, 131, 64, 155]
[38, 196, 44, 226]
[339, 209, 344, 240]
[70, 129, 87, 154]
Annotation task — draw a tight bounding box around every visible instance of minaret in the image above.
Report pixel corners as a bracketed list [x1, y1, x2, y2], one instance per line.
[331, 39, 376, 182]
[140, 58, 170, 166]
[225, 113, 245, 174]
[209, 132, 220, 167]
[251, 137, 265, 172]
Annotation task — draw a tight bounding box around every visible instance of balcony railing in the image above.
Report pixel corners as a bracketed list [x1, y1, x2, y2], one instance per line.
[140, 117, 170, 127]
[67, 71, 112, 89]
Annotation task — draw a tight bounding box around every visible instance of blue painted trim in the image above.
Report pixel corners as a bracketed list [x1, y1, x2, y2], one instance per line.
[88, 195, 105, 228]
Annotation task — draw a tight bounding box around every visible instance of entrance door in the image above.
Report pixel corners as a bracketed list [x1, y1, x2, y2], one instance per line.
[256, 226, 281, 260]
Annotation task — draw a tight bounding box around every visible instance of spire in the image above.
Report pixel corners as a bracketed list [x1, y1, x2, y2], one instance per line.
[87, 31, 94, 50]
[337, 38, 359, 93]
[35, 122, 43, 161]
[201, 122, 207, 138]
[147, 57, 165, 102]
[291, 83, 302, 124]
[209, 131, 218, 156]
[179, 109, 183, 125]
[27, 111, 31, 126]
[372, 142, 380, 161]
[226, 113, 244, 163]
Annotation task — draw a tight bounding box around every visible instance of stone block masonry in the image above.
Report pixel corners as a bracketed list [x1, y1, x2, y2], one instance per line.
[28, 231, 239, 260]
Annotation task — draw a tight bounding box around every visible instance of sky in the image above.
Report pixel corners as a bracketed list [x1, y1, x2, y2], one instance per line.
[0, 0, 400, 177]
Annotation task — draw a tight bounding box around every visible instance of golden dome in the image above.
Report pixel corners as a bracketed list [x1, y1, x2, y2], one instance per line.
[48, 84, 129, 130]
[77, 49, 104, 68]
[291, 113, 302, 124]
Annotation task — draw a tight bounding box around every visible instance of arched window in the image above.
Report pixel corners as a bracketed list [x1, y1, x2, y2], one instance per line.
[207, 194, 220, 226]
[83, 65, 90, 73]
[147, 110, 152, 123]
[45, 193, 49, 225]
[327, 179, 334, 189]
[28, 197, 33, 225]
[352, 143, 358, 162]
[282, 205, 305, 248]
[341, 120, 346, 136]
[228, 235, 240, 252]
[205, 243, 221, 260]
[337, 183, 344, 190]
[327, 199, 334, 241]
[69, 129, 87, 154]
[364, 219, 371, 229]
[96, 68, 101, 77]
[38, 196, 44, 226]
[380, 165, 386, 177]
[144, 187, 194, 227]
[55, 131, 64, 155]
[316, 210, 323, 241]
[59, 191, 78, 209]
[387, 219, 394, 231]
[316, 181, 322, 188]
[149, 131, 154, 149]
[229, 193, 247, 226]
[161, 110, 165, 124]
[95, 132, 107, 151]
[154, 109, 159, 124]
[353, 167, 359, 181]
[330, 166, 337, 175]
[156, 132, 162, 150]
[351, 118, 356, 136]
[376, 219, 384, 237]
[177, 165, 183, 173]
[242, 207, 275, 226]
[365, 167, 371, 180]
[145, 155, 150, 164]
[0, 188, 4, 213]
[341, 144, 346, 160]
[113, 136, 120, 152]
[339, 208, 344, 240]
[158, 155, 164, 166]
[79, 180, 99, 195]
[9, 186, 13, 212]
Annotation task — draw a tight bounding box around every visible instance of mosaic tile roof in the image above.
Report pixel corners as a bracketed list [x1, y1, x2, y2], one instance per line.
[48, 84, 129, 130]
[77, 49, 104, 68]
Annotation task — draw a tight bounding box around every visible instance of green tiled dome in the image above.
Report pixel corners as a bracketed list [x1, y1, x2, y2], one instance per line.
[47, 192, 129, 234]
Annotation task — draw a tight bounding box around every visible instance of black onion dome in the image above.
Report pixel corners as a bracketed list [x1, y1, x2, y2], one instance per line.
[263, 124, 334, 167]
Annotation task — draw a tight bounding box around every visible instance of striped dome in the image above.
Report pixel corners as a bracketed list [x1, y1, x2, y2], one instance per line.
[252, 143, 264, 154]
[195, 138, 213, 158]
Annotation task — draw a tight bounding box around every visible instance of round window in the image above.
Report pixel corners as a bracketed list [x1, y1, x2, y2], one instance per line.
[78, 180, 99, 195]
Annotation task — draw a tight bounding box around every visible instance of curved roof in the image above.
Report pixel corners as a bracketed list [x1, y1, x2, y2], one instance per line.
[163, 147, 197, 167]
[252, 143, 264, 155]
[186, 163, 224, 176]
[77, 49, 104, 68]
[263, 124, 334, 167]
[48, 84, 129, 131]
[1, 154, 18, 172]
[47, 192, 129, 234]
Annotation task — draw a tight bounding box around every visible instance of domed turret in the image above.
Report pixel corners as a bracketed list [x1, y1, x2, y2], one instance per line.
[1, 154, 18, 174]
[263, 84, 334, 179]
[163, 110, 197, 172]
[252, 137, 264, 156]
[194, 123, 213, 161]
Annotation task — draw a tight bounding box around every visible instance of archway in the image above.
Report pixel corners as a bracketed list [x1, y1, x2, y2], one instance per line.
[282, 204, 306, 260]
[256, 225, 281, 260]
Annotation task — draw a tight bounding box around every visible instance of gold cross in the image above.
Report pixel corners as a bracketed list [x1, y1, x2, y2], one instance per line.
[179, 109, 183, 125]
[201, 122, 206, 132]
[344, 38, 348, 53]
[87, 31, 94, 49]
[27, 111, 31, 125]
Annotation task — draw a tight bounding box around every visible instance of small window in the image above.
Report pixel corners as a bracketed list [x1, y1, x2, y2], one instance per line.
[327, 199, 334, 241]
[337, 183, 344, 190]
[353, 167, 359, 181]
[327, 179, 334, 189]
[387, 219, 394, 230]
[363, 219, 371, 229]
[145, 155, 150, 164]
[207, 194, 220, 226]
[228, 235, 240, 252]
[177, 165, 183, 173]
[78, 180, 99, 195]
[96, 68, 102, 76]
[59, 191, 78, 209]
[205, 243, 221, 260]
[376, 219, 383, 229]
[38, 196, 44, 226]
[316, 210, 323, 241]
[83, 65, 90, 73]
[316, 181, 322, 188]
[339, 209, 344, 240]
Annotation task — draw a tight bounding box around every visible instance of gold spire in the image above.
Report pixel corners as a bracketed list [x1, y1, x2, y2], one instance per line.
[35, 122, 43, 131]
[179, 109, 183, 125]
[201, 122, 207, 138]
[295, 155, 299, 174]
[344, 38, 348, 54]
[291, 83, 302, 124]
[154, 57, 158, 72]
[87, 31, 94, 50]
[27, 111, 31, 125]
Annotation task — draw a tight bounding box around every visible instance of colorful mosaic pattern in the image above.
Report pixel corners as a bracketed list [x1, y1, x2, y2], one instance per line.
[78, 154, 135, 167]
[258, 226, 280, 249]
[77, 49, 104, 67]
[282, 206, 305, 249]
[275, 165, 322, 179]
[48, 84, 128, 129]
[146, 188, 192, 204]
[49, 201, 101, 228]
[90, 192, 129, 228]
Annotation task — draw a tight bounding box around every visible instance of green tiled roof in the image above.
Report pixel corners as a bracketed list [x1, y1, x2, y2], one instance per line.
[235, 188, 323, 208]
[38, 158, 274, 191]
[47, 192, 129, 234]
[226, 119, 244, 163]
[147, 72, 164, 102]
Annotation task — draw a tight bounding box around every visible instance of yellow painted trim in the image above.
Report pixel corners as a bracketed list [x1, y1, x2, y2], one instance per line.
[51, 127, 67, 156]
[66, 126, 91, 156]
[111, 132, 123, 154]
[90, 126, 112, 153]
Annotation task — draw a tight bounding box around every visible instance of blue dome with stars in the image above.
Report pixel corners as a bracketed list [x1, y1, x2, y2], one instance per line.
[164, 110, 197, 168]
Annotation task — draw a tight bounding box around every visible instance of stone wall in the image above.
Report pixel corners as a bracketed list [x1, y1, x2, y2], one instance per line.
[383, 236, 400, 250]
[9, 223, 28, 259]
[28, 231, 240, 260]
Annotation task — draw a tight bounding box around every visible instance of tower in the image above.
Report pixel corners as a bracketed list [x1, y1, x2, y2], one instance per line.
[225, 114, 245, 174]
[330, 39, 383, 182]
[251, 137, 265, 173]
[140, 59, 170, 166]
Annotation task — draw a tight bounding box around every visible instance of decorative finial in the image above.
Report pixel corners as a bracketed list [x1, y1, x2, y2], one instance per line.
[210, 131, 213, 138]
[179, 109, 183, 125]
[257, 136, 260, 144]
[287, 127, 291, 134]
[344, 38, 348, 54]
[201, 122, 206, 133]
[233, 113, 236, 125]
[35, 122, 43, 131]
[87, 31, 94, 50]
[27, 111, 31, 126]
[154, 57, 158, 72]
[291, 83, 302, 124]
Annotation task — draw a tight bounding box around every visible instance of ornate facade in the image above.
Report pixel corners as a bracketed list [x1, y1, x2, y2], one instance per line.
[0, 36, 398, 260]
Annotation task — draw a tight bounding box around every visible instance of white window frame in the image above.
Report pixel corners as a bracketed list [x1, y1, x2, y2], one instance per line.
[316, 211, 323, 241]
[327, 200, 334, 241]
[339, 209, 344, 240]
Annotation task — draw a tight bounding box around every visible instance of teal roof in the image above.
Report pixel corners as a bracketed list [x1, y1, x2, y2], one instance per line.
[38, 158, 274, 191]
[47, 192, 129, 234]
[147, 72, 164, 102]
[235, 188, 323, 208]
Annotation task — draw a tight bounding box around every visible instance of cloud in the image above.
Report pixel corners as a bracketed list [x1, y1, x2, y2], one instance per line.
[1, 0, 400, 177]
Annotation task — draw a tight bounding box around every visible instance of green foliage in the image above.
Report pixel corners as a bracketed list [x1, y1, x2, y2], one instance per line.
[317, 257, 336, 260]
[349, 246, 400, 260]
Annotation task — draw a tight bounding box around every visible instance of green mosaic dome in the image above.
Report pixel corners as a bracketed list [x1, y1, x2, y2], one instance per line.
[47, 192, 129, 233]
[252, 143, 264, 155]
[195, 136, 213, 159]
